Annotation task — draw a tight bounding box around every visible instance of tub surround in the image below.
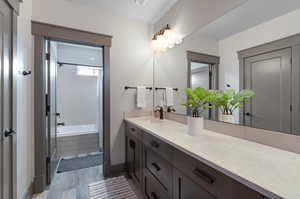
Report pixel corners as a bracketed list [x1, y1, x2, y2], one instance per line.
[125, 116, 300, 199]
[57, 133, 100, 157]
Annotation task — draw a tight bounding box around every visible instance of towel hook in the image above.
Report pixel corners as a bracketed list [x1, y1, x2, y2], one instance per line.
[22, 70, 32, 76]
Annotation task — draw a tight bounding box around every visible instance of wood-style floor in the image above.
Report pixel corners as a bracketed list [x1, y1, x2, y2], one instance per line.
[32, 165, 144, 199]
[32, 165, 104, 199]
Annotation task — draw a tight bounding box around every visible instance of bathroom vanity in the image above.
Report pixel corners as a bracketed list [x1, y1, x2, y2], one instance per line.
[125, 116, 300, 199]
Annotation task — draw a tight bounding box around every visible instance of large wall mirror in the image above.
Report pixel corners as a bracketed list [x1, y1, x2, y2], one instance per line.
[153, 0, 300, 136]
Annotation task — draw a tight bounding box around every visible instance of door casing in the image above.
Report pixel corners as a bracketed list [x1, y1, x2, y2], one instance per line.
[0, 0, 18, 199]
[32, 21, 112, 193]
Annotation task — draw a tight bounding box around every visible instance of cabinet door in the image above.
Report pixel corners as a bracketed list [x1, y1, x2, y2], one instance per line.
[126, 134, 142, 185]
[173, 168, 216, 199]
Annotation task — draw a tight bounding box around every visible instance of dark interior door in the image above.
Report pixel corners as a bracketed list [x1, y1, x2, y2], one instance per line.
[0, 0, 14, 198]
[243, 48, 292, 133]
[46, 40, 59, 184]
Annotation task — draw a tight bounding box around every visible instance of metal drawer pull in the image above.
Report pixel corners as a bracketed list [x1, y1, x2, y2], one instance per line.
[150, 140, 159, 148]
[4, 129, 16, 137]
[151, 192, 159, 199]
[151, 162, 161, 171]
[193, 168, 215, 184]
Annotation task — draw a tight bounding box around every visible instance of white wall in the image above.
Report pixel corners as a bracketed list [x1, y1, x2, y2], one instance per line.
[154, 0, 247, 38]
[154, 33, 218, 113]
[153, 0, 225, 114]
[219, 8, 300, 120]
[16, 0, 34, 198]
[219, 8, 300, 91]
[32, 0, 153, 165]
[57, 66, 100, 126]
[57, 43, 103, 127]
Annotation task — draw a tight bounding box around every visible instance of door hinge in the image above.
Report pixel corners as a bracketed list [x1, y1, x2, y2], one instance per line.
[46, 156, 51, 164]
[45, 94, 50, 116]
[46, 53, 50, 61]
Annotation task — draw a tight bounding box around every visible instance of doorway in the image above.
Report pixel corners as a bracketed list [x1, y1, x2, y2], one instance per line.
[187, 51, 219, 120]
[240, 48, 292, 133]
[32, 21, 112, 193]
[45, 40, 105, 182]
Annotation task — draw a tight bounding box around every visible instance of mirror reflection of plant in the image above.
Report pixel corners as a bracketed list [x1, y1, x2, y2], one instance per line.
[210, 89, 255, 115]
[180, 87, 212, 118]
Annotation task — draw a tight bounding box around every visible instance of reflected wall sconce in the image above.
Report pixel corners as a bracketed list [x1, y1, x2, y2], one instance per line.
[151, 24, 183, 52]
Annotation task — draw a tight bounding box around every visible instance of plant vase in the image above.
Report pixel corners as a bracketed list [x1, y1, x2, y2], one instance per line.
[221, 114, 235, 124]
[186, 116, 204, 136]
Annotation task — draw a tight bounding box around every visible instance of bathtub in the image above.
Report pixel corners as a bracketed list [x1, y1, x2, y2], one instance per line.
[57, 124, 98, 137]
[57, 124, 102, 157]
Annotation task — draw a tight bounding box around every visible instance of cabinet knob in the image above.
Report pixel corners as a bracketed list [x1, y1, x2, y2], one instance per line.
[129, 140, 136, 149]
[150, 140, 159, 148]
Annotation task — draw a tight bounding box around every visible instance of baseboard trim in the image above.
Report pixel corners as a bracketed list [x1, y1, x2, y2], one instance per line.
[33, 174, 46, 194]
[109, 163, 125, 177]
[22, 182, 33, 199]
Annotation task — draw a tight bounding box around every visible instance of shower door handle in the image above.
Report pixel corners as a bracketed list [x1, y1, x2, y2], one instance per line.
[57, 122, 65, 126]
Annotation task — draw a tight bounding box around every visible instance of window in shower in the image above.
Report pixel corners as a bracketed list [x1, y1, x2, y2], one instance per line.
[55, 42, 104, 160]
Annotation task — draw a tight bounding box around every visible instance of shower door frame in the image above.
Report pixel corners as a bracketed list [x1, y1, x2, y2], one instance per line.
[32, 21, 112, 193]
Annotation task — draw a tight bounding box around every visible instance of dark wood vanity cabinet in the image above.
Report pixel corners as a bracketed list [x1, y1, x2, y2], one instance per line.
[126, 124, 143, 187]
[125, 122, 267, 199]
[173, 168, 216, 199]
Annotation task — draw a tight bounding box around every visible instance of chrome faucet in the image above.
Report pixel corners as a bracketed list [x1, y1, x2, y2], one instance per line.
[155, 106, 165, 120]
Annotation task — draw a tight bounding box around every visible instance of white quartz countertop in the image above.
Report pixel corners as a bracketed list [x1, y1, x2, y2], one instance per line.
[125, 116, 300, 199]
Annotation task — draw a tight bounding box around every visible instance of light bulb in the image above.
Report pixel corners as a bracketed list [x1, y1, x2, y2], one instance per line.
[175, 34, 183, 45]
[152, 39, 158, 51]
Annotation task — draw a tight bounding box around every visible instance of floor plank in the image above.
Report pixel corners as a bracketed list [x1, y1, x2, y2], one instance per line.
[32, 165, 145, 199]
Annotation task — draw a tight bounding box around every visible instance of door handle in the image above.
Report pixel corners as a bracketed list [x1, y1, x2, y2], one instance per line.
[57, 122, 65, 126]
[4, 128, 16, 137]
[245, 112, 252, 117]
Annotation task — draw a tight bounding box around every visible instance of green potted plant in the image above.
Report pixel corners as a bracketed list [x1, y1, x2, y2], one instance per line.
[180, 87, 211, 136]
[210, 89, 255, 123]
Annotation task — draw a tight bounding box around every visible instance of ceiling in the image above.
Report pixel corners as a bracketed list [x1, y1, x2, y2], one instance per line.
[68, 0, 178, 23]
[196, 0, 300, 40]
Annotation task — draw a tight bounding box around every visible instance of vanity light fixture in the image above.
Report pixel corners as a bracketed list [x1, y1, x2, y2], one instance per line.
[151, 24, 183, 52]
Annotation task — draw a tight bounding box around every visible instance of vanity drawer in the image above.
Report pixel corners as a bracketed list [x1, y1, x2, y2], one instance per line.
[126, 123, 142, 140]
[174, 150, 264, 199]
[145, 149, 173, 195]
[144, 168, 170, 199]
[143, 132, 174, 162]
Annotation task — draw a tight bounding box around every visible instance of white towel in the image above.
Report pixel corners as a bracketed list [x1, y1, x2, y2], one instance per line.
[165, 87, 174, 106]
[137, 86, 147, 108]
